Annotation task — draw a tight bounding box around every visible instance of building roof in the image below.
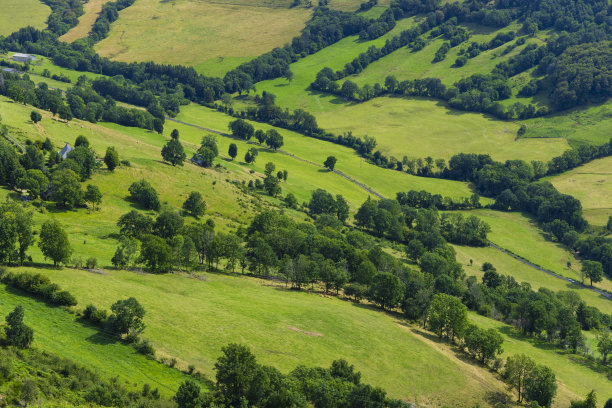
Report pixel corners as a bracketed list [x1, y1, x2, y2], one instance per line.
[59, 143, 73, 160]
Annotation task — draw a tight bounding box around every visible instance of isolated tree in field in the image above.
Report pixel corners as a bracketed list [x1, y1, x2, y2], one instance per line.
[324, 156, 337, 171]
[161, 138, 186, 166]
[596, 329, 611, 365]
[582, 260, 603, 286]
[108, 297, 145, 337]
[524, 364, 557, 408]
[84, 184, 102, 210]
[244, 148, 258, 164]
[228, 119, 254, 140]
[4, 306, 33, 348]
[228, 143, 237, 160]
[183, 191, 207, 218]
[214, 343, 258, 407]
[39, 219, 72, 267]
[128, 179, 160, 211]
[30, 111, 41, 124]
[104, 146, 119, 171]
[504, 354, 536, 403]
[174, 380, 202, 408]
[265, 129, 283, 150]
[74, 135, 89, 148]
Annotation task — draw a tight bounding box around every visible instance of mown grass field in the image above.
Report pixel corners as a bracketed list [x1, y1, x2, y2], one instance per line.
[458, 210, 612, 294]
[452, 245, 611, 314]
[0, 284, 192, 396]
[549, 156, 612, 227]
[60, 0, 112, 43]
[94, 0, 312, 76]
[0, 0, 50, 36]
[468, 313, 611, 407]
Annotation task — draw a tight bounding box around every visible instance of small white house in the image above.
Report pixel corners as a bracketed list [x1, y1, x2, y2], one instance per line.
[59, 143, 73, 160]
[12, 53, 36, 63]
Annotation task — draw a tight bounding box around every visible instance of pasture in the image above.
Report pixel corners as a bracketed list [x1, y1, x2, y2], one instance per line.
[549, 156, 612, 227]
[60, 0, 112, 43]
[0, 0, 50, 36]
[0, 284, 192, 396]
[94, 0, 312, 76]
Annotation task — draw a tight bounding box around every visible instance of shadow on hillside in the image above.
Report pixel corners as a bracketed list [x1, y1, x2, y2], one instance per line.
[485, 391, 514, 408]
[85, 331, 115, 346]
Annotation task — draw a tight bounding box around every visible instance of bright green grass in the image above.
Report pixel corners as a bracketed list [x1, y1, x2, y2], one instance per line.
[8, 266, 510, 407]
[175, 103, 477, 201]
[468, 313, 612, 407]
[523, 101, 612, 147]
[548, 156, 612, 227]
[316, 96, 569, 161]
[452, 245, 610, 314]
[95, 0, 312, 76]
[0, 0, 50, 36]
[458, 210, 612, 294]
[0, 284, 192, 396]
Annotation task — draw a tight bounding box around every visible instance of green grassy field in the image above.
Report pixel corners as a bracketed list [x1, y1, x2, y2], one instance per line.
[0, 284, 192, 396]
[452, 245, 611, 314]
[549, 156, 612, 227]
[0, 0, 50, 36]
[468, 313, 611, 407]
[94, 0, 312, 76]
[60, 0, 112, 43]
[458, 210, 612, 294]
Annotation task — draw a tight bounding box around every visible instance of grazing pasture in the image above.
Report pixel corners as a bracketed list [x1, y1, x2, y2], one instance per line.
[0, 0, 50, 36]
[60, 0, 113, 42]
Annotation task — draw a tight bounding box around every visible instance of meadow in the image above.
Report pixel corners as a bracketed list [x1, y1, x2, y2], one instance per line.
[60, 0, 112, 43]
[457, 210, 612, 294]
[94, 0, 312, 76]
[549, 156, 612, 227]
[0, 0, 50, 36]
[0, 284, 192, 396]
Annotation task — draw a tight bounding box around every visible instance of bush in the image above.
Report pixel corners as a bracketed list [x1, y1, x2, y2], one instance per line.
[52, 290, 78, 306]
[134, 339, 155, 357]
[86, 257, 98, 269]
[1, 272, 77, 307]
[120, 160, 131, 167]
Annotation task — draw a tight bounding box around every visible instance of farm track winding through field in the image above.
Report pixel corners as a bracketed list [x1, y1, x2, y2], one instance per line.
[489, 243, 612, 300]
[166, 117, 384, 199]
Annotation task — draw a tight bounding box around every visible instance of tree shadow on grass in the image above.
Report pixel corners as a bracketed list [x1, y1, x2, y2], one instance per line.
[85, 331, 116, 346]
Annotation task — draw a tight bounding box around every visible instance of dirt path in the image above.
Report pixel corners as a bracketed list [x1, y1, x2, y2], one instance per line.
[166, 117, 384, 199]
[489, 243, 612, 300]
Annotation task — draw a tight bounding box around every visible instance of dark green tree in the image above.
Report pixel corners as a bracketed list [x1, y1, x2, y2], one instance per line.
[161, 138, 186, 166]
[154, 211, 184, 239]
[104, 146, 120, 171]
[324, 156, 337, 171]
[4, 306, 33, 348]
[228, 143, 238, 160]
[214, 343, 258, 407]
[107, 297, 146, 337]
[74, 135, 89, 148]
[139, 234, 173, 273]
[128, 180, 160, 211]
[265, 129, 283, 150]
[174, 380, 202, 408]
[182, 191, 207, 218]
[369, 272, 404, 310]
[38, 219, 72, 267]
[30, 111, 42, 124]
[84, 184, 102, 210]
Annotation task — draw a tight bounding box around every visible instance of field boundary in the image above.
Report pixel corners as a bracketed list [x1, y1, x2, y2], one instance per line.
[166, 117, 384, 199]
[488, 242, 612, 300]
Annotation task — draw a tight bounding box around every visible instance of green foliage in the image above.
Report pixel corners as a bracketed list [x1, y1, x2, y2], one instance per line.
[107, 297, 146, 338]
[4, 305, 33, 348]
[84, 184, 102, 210]
[0, 201, 34, 265]
[38, 219, 72, 267]
[30, 111, 41, 124]
[161, 138, 186, 166]
[426, 293, 467, 341]
[128, 179, 160, 211]
[183, 191, 207, 218]
[368, 272, 404, 310]
[228, 143, 238, 160]
[104, 146, 120, 171]
[324, 155, 337, 171]
[50, 169, 83, 209]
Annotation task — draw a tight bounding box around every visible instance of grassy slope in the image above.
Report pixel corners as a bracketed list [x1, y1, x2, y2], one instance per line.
[0, 284, 192, 396]
[468, 313, 612, 407]
[175, 103, 477, 201]
[5, 266, 506, 407]
[548, 156, 612, 227]
[94, 0, 312, 77]
[452, 244, 610, 315]
[60, 0, 113, 43]
[459, 210, 612, 294]
[0, 0, 50, 36]
[247, 19, 569, 162]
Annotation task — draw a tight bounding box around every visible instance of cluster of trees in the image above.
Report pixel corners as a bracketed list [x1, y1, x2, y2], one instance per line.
[503, 354, 557, 407]
[396, 189, 481, 211]
[0, 269, 77, 306]
[174, 343, 410, 408]
[354, 196, 490, 247]
[88, 0, 136, 43]
[228, 119, 284, 150]
[41, 0, 84, 36]
[82, 297, 146, 340]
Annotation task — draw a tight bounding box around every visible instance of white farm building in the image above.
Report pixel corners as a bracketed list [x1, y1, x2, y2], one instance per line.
[12, 53, 36, 63]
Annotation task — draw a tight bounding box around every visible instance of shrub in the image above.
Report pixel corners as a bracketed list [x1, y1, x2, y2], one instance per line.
[134, 339, 155, 357]
[86, 257, 98, 269]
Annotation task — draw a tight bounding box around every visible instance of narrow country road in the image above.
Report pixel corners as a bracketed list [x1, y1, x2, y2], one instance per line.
[488, 243, 612, 300]
[165, 117, 384, 199]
